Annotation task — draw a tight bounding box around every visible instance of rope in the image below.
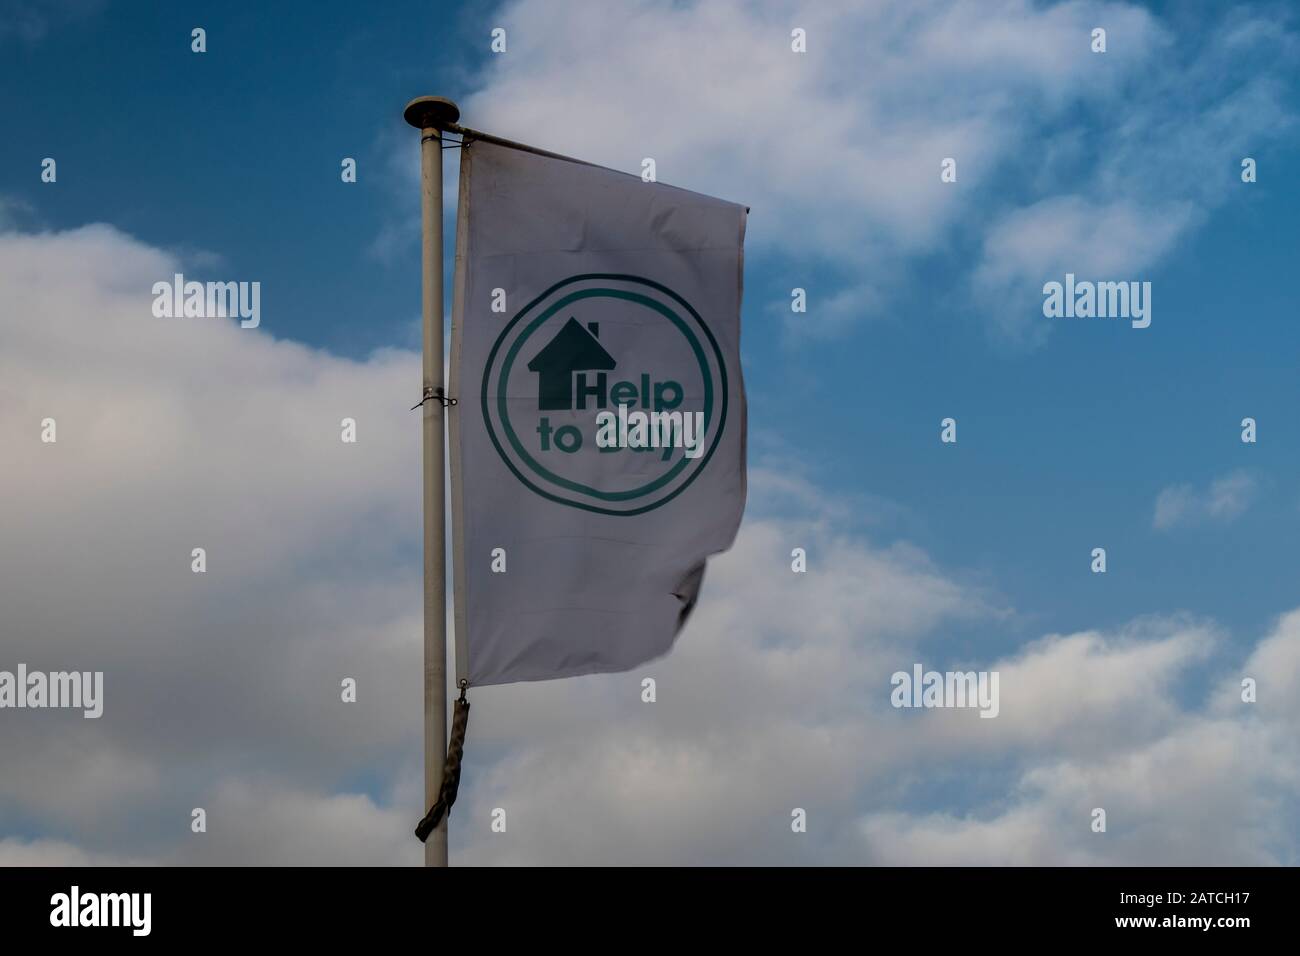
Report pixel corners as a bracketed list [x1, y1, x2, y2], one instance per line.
[415, 681, 470, 843]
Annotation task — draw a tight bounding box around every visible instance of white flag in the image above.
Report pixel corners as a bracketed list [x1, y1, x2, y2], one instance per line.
[449, 138, 747, 686]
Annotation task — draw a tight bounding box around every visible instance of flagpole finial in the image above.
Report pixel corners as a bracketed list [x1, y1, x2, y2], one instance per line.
[404, 95, 461, 130]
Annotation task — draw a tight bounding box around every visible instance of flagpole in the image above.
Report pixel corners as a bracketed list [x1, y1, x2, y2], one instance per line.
[404, 94, 460, 868]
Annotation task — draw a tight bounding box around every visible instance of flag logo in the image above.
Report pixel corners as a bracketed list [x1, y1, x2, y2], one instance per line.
[481, 273, 729, 516]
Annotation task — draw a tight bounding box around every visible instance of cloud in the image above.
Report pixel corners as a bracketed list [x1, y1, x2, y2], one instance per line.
[0, 217, 1005, 865]
[1217, 607, 1300, 726]
[447, 0, 1296, 344]
[0, 837, 139, 867]
[970, 7, 1296, 344]
[1153, 470, 1257, 530]
[880, 600, 1300, 865]
[452, 512, 1002, 866]
[772, 282, 886, 341]
[973, 196, 1197, 345]
[455, 578, 1298, 865]
[1, 212, 1296, 865]
[857, 606, 1300, 865]
[159, 781, 419, 867]
[457, 0, 1157, 252]
[860, 707, 1298, 866]
[0, 220, 425, 862]
[905, 617, 1217, 759]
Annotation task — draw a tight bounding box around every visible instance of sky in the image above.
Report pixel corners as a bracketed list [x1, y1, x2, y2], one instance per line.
[0, 0, 1298, 865]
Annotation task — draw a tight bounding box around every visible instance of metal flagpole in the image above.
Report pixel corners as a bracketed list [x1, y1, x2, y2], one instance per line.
[404, 94, 460, 868]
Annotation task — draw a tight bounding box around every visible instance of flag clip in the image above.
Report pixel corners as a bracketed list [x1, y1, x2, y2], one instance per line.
[421, 132, 465, 151]
[411, 386, 458, 411]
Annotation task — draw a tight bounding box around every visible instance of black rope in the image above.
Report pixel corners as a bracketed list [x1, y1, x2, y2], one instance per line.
[415, 680, 470, 843]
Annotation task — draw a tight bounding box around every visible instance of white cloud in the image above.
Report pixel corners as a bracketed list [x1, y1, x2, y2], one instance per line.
[445, 0, 1294, 345]
[773, 282, 886, 341]
[1216, 608, 1300, 726]
[3, 182, 1297, 866]
[857, 605, 1300, 865]
[455, 578, 1299, 865]
[1153, 470, 1257, 530]
[0, 221, 426, 862]
[161, 781, 419, 867]
[0, 837, 139, 867]
[861, 713, 1297, 866]
[457, 0, 1157, 257]
[452, 514, 1002, 865]
[1, 218, 1009, 864]
[974, 196, 1197, 345]
[906, 617, 1217, 759]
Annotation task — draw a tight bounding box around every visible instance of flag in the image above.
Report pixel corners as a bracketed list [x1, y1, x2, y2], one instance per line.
[448, 137, 747, 686]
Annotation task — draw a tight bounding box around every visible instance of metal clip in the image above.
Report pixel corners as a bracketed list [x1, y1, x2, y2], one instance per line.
[411, 387, 458, 411]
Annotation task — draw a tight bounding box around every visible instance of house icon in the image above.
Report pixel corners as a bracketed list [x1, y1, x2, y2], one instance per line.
[527, 317, 616, 410]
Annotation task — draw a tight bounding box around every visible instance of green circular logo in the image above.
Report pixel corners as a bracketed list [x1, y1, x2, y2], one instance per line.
[482, 274, 728, 515]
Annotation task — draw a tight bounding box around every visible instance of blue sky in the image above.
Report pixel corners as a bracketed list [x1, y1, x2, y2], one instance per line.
[2, 0, 1298, 864]
[17, 0, 1289, 642]
[9, 0, 1293, 649]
